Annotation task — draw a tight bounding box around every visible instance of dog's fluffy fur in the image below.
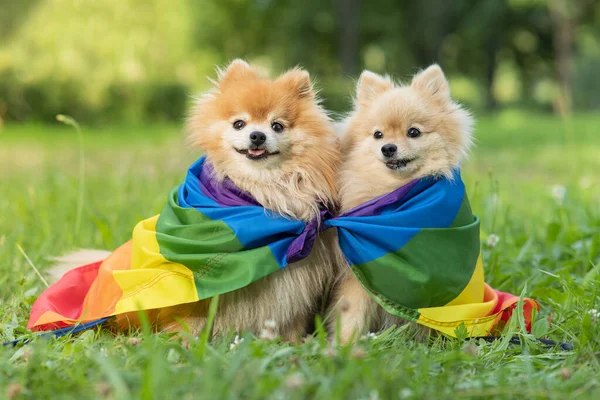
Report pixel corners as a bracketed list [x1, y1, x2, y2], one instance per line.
[51, 60, 341, 341]
[331, 64, 474, 343]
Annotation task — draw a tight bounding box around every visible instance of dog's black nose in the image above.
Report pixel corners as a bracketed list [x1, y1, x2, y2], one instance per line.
[381, 143, 397, 157]
[249, 131, 266, 146]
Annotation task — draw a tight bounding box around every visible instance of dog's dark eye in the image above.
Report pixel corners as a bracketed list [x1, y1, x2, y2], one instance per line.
[373, 131, 384, 139]
[271, 122, 284, 133]
[233, 120, 246, 130]
[407, 127, 421, 138]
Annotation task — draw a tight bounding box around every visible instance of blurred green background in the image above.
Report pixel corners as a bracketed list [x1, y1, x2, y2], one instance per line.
[1, 0, 599, 125]
[1, 4, 600, 397]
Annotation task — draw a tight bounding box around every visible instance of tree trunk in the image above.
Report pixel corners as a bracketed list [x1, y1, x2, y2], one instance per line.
[484, 30, 500, 110]
[338, 0, 359, 76]
[549, 0, 574, 114]
[482, 0, 508, 111]
[514, 53, 532, 105]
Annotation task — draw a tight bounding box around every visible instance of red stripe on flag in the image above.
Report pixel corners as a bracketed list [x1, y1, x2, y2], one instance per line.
[491, 288, 539, 332]
[27, 261, 102, 331]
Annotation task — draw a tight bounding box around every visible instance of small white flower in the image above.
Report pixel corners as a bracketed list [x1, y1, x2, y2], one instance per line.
[229, 334, 244, 350]
[551, 185, 566, 204]
[589, 309, 599, 323]
[488, 193, 501, 209]
[264, 319, 276, 329]
[259, 328, 277, 341]
[486, 234, 500, 248]
[579, 176, 593, 190]
[368, 390, 380, 400]
[259, 319, 278, 340]
[399, 388, 414, 399]
[361, 332, 379, 340]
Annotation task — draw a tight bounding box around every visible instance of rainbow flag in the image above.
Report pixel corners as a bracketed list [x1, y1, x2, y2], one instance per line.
[28, 156, 538, 337]
[326, 171, 538, 336]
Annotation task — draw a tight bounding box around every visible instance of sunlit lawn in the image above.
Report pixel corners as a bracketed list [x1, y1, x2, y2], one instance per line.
[1, 111, 599, 399]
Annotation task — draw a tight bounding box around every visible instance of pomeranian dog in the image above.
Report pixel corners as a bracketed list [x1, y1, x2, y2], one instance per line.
[51, 60, 341, 341]
[330, 64, 474, 343]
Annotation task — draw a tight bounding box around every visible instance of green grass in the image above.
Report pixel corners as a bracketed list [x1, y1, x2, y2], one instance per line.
[1, 111, 599, 399]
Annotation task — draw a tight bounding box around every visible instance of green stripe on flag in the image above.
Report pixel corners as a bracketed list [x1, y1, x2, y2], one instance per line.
[351, 198, 480, 310]
[451, 194, 475, 228]
[155, 188, 281, 300]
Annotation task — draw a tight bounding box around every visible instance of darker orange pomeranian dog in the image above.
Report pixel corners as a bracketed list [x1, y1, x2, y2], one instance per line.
[51, 60, 342, 341]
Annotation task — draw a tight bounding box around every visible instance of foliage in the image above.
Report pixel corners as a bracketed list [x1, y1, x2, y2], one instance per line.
[0, 111, 599, 398]
[1, 0, 600, 124]
[0, 0, 207, 123]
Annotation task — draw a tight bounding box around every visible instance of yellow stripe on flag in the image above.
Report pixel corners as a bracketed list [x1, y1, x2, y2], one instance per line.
[113, 215, 199, 314]
[417, 255, 501, 337]
[444, 253, 485, 307]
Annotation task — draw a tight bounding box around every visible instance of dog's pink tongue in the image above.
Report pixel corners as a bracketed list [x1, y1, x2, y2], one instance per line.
[248, 149, 266, 156]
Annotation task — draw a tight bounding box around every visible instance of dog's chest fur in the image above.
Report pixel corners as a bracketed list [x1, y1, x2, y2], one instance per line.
[214, 230, 338, 335]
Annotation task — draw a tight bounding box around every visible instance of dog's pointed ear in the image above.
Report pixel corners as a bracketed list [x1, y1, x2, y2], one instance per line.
[278, 67, 314, 98]
[411, 64, 450, 101]
[356, 71, 394, 108]
[217, 59, 258, 88]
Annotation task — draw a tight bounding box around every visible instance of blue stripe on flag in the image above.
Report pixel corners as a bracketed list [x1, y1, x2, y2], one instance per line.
[326, 171, 465, 265]
[176, 158, 306, 268]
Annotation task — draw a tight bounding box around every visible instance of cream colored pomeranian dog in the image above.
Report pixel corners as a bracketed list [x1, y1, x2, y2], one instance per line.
[330, 64, 474, 343]
[51, 60, 341, 341]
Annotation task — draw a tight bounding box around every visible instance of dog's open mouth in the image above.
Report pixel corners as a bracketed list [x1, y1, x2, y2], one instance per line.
[235, 148, 280, 160]
[385, 157, 417, 170]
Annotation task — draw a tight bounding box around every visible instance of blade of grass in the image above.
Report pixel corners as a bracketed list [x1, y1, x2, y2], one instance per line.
[198, 294, 219, 358]
[56, 114, 85, 238]
[17, 244, 49, 288]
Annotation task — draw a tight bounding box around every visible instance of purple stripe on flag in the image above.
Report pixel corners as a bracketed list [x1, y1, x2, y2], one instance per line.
[198, 161, 261, 207]
[338, 179, 420, 218]
[285, 210, 333, 264]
